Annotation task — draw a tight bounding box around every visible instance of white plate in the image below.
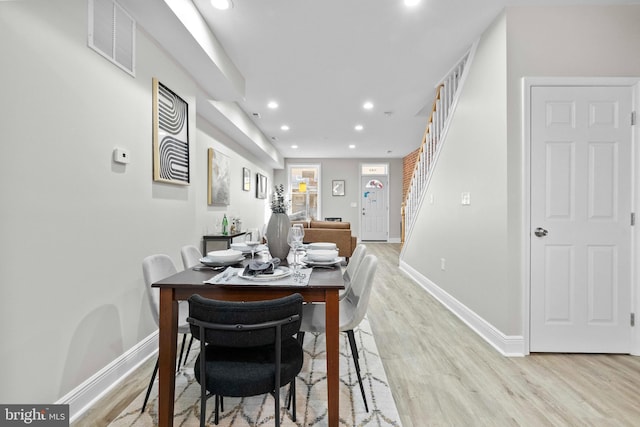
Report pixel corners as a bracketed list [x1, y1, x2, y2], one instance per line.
[301, 256, 342, 266]
[230, 243, 267, 254]
[238, 266, 292, 281]
[206, 249, 243, 262]
[199, 255, 245, 267]
[308, 242, 337, 251]
[306, 249, 339, 262]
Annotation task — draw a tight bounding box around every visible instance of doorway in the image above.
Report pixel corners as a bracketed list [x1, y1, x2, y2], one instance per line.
[527, 80, 635, 353]
[361, 163, 389, 241]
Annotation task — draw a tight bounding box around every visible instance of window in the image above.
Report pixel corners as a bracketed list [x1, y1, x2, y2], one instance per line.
[361, 164, 387, 175]
[288, 164, 321, 220]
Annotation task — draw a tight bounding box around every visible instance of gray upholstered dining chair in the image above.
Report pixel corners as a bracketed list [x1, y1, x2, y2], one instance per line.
[181, 244, 203, 269]
[340, 243, 367, 300]
[297, 253, 378, 412]
[141, 254, 193, 413]
[187, 293, 304, 427]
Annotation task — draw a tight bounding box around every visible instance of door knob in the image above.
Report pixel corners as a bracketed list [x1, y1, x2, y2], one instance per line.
[534, 227, 548, 237]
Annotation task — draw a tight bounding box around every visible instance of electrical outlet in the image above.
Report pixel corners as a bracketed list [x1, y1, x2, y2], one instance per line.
[461, 192, 471, 205]
[440, 258, 446, 270]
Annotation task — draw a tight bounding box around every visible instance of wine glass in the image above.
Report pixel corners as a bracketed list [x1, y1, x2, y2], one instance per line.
[245, 234, 260, 260]
[293, 223, 305, 241]
[260, 225, 270, 260]
[292, 224, 305, 261]
[287, 226, 304, 268]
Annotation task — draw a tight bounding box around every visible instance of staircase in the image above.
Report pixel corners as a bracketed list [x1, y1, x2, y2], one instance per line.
[401, 50, 471, 244]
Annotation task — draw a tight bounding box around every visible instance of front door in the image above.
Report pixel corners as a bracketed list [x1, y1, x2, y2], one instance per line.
[530, 85, 633, 353]
[361, 175, 388, 241]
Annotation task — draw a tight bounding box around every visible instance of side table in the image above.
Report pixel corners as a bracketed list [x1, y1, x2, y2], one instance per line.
[202, 231, 247, 254]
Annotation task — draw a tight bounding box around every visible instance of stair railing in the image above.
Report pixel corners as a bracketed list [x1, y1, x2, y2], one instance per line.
[401, 50, 471, 244]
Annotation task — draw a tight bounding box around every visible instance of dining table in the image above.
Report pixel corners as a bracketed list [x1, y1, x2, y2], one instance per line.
[151, 256, 344, 427]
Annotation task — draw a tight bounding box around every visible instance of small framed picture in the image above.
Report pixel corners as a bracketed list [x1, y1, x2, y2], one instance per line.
[256, 173, 267, 199]
[242, 167, 251, 191]
[332, 180, 345, 196]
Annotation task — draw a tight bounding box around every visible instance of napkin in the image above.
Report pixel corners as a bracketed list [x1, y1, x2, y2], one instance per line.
[242, 258, 280, 276]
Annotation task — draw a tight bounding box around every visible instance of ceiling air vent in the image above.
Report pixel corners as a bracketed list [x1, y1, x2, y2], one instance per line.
[88, 0, 136, 76]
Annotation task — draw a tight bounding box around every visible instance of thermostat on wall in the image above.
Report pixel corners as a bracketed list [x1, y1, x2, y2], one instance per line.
[113, 147, 130, 164]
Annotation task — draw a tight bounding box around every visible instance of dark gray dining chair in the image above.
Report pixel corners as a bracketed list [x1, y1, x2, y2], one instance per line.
[188, 293, 304, 427]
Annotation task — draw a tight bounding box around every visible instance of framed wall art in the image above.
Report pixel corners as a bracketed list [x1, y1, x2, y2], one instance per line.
[243, 167, 251, 191]
[207, 148, 230, 205]
[256, 173, 267, 199]
[332, 180, 345, 196]
[152, 78, 189, 184]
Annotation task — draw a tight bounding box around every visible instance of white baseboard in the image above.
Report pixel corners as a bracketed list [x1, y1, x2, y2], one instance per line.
[57, 331, 158, 423]
[399, 260, 525, 357]
[388, 237, 401, 243]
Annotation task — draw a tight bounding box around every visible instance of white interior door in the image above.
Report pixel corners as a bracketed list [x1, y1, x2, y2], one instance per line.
[361, 176, 388, 241]
[530, 85, 633, 353]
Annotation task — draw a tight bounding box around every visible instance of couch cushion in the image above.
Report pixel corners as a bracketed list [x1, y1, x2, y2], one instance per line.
[310, 220, 350, 229]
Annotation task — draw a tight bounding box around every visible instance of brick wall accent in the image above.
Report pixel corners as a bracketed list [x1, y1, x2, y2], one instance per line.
[402, 147, 421, 202]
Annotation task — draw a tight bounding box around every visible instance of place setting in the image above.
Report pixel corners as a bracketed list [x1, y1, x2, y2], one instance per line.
[193, 248, 245, 271]
[204, 257, 312, 286]
[301, 242, 345, 269]
[230, 234, 268, 258]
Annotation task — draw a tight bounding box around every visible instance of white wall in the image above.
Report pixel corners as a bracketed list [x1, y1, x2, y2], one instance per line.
[402, 4, 640, 340]
[275, 157, 403, 240]
[0, 0, 272, 405]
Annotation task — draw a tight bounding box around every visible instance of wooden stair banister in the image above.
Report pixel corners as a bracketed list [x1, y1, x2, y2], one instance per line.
[401, 51, 470, 245]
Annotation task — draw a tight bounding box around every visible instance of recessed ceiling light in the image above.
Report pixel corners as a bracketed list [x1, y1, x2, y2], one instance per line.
[211, 0, 233, 10]
[281, 125, 290, 131]
[354, 124, 364, 131]
[291, 145, 298, 149]
[267, 101, 279, 109]
[404, 0, 420, 6]
[363, 101, 374, 110]
[349, 144, 356, 149]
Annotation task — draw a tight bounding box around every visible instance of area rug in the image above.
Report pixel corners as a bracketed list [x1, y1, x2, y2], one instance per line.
[109, 317, 401, 426]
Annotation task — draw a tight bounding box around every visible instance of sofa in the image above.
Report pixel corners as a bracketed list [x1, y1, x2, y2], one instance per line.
[291, 220, 357, 258]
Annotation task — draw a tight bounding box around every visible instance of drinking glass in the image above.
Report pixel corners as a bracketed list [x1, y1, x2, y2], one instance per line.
[245, 234, 260, 260]
[287, 226, 304, 268]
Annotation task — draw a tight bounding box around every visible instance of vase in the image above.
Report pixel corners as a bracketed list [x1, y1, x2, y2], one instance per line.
[266, 213, 291, 261]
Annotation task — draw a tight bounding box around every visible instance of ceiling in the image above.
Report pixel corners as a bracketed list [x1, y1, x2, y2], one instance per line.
[120, 0, 639, 168]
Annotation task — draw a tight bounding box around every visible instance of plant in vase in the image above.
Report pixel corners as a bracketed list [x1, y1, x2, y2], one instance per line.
[265, 184, 291, 261]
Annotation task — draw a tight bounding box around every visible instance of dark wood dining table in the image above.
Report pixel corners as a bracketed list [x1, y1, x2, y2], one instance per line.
[152, 261, 344, 427]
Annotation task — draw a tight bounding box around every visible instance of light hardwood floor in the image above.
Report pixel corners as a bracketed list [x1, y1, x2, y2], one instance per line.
[366, 243, 640, 427]
[75, 243, 640, 426]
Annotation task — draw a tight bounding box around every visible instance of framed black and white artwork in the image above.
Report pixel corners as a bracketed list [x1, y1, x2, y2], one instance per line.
[152, 78, 189, 185]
